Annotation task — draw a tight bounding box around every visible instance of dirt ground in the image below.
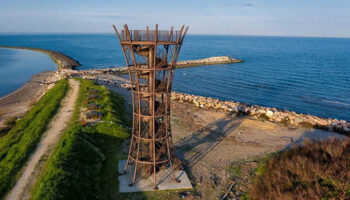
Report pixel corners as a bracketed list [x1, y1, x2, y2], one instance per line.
[170, 101, 344, 199]
[0, 71, 55, 129]
[5, 79, 80, 200]
[101, 74, 344, 200]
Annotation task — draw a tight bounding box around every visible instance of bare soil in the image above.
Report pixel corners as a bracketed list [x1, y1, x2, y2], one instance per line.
[170, 102, 344, 199]
[5, 79, 80, 200]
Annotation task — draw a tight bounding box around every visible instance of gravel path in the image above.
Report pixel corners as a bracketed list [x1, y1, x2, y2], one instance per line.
[5, 79, 80, 200]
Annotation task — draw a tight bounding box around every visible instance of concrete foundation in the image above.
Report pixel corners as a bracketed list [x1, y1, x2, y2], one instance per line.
[118, 160, 193, 193]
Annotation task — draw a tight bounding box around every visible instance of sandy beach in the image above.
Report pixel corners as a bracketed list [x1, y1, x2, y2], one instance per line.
[0, 46, 80, 131]
[0, 71, 55, 128]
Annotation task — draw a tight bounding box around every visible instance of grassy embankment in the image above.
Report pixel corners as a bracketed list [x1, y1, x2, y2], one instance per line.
[246, 138, 350, 200]
[0, 79, 69, 198]
[31, 79, 189, 200]
[30, 79, 130, 200]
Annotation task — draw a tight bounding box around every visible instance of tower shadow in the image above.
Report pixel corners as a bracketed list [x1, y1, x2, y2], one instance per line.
[175, 113, 246, 168]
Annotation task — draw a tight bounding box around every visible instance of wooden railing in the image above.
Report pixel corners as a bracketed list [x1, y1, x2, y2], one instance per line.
[120, 30, 181, 42]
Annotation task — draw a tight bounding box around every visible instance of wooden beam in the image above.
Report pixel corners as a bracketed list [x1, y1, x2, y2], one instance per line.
[112, 25, 130, 68]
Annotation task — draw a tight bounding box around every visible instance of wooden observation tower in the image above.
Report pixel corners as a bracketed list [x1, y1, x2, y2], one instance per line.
[113, 24, 189, 189]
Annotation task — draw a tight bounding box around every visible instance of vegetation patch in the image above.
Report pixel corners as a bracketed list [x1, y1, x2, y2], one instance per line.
[0, 117, 19, 137]
[0, 127, 11, 137]
[30, 79, 189, 200]
[30, 79, 130, 200]
[248, 138, 350, 200]
[0, 79, 68, 198]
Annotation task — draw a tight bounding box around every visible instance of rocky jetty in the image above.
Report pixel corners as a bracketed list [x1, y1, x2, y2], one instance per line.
[169, 92, 350, 136]
[51, 56, 242, 76]
[176, 56, 242, 68]
[36, 56, 244, 85]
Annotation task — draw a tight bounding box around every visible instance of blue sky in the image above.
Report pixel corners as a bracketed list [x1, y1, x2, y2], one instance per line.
[0, 0, 350, 38]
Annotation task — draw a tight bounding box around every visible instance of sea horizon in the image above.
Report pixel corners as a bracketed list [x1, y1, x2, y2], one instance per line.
[1, 32, 350, 39]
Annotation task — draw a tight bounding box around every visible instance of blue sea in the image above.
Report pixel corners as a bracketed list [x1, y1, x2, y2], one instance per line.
[0, 34, 349, 121]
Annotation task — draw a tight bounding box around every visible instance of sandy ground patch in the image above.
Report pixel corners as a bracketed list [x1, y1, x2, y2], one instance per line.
[170, 101, 344, 199]
[0, 71, 55, 128]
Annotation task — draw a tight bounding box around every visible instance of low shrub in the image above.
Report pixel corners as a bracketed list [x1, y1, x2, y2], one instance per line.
[248, 138, 350, 200]
[0, 79, 68, 197]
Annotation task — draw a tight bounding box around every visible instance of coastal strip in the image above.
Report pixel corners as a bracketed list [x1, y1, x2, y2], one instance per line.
[0, 47, 241, 130]
[0, 72, 57, 129]
[105, 81, 350, 136]
[170, 92, 350, 136]
[0, 46, 81, 70]
[1, 46, 347, 137]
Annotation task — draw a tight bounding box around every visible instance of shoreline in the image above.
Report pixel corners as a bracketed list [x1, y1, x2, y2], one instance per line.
[114, 80, 350, 136]
[0, 47, 241, 130]
[0, 71, 56, 128]
[0, 46, 81, 128]
[170, 91, 350, 135]
[0, 46, 349, 137]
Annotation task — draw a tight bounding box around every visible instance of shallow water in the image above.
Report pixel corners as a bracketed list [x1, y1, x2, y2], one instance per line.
[0, 34, 349, 121]
[0, 48, 56, 97]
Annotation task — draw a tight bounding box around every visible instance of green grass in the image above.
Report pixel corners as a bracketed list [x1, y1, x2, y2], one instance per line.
[0, 127, 11, 138]
[0, 117, 18, 137]
[228, 162, 242, 179]
[30, 79, 130, 200]
[253, 152, 279, 177]
[30, 79, 189, 200]
[0, 79, 68, 198]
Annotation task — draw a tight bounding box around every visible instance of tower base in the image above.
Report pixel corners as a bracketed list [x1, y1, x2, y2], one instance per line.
[118, 160, 193, 193]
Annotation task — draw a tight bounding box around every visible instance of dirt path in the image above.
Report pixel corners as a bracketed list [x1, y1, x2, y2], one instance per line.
[5, 79, 80, 200]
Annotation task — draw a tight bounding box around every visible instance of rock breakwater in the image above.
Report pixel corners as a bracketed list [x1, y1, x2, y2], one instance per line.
[116, 83, 350, 136]
[51, 56, 242, 77]
[169, 92, 350, 136]
[33, 56, 244, 86]
[176, 56, 242, 68]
